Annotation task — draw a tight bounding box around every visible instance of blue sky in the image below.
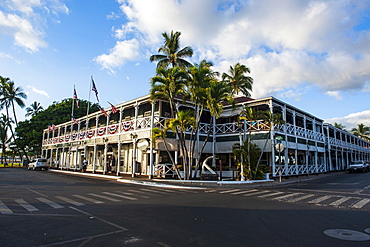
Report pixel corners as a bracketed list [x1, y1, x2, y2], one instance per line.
[1, 0, 370, 130]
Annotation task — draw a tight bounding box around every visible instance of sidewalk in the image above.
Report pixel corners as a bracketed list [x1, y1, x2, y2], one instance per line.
[50, 169, 344, 190]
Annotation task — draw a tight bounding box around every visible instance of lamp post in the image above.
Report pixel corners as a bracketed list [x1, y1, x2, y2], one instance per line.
[238, 122, 246, 181]
[130, 133, 138, 177]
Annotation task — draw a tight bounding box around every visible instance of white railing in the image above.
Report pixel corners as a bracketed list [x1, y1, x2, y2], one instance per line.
[274, 164, 326, 177]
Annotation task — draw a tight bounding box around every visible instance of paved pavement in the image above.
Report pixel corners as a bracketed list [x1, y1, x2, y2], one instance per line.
[50, 168, 345, 189]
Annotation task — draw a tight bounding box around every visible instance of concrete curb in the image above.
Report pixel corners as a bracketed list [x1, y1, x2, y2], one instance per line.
[50, 169, 344, 189]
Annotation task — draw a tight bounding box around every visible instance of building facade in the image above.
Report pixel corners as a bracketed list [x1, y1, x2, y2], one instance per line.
[41, 95, 370, 179]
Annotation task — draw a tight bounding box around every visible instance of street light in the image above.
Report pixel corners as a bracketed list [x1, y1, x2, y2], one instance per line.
[130, 133, 138, 177]
[238, 121, 246, 181]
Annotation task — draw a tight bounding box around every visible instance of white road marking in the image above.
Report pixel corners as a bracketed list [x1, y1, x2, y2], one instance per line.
[140, 188, 171, 194]
[73, 195, 104, 204]
[115, 191, 150, 199]
[15, 199, 39, 212]
[243, 191, 273, 197]
[258, 191, 285, 198]
[88, 193, 121, 202]
[219, 189, 242, 194]
[287, 194, 316, 203]
[231, 189, 258, 195]
[0, 200, 13, 214]
[308, 195, 335, 204]
[55, 196, 85, 206]
[272, 193, 302, 201]
[102, 192, 138, 201]
[350, 198, 370, 209]
[37, 197, 64, 209]
[329, 197, 352, 207]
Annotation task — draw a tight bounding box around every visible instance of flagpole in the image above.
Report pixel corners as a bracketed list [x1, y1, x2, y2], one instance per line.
[71, 85, 75, 119]
[87, 76, 92, 116]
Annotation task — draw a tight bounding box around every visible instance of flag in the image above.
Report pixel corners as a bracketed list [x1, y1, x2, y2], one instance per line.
[98, 105, 108, 117]
[108, 101, 117, 114]
[73, 87, 79, 108]
[71, 116, 79, 124]
[91, 76, 99, 102]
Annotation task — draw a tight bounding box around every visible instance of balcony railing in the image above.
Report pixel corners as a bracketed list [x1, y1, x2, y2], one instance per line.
[42, 117, 369, 152]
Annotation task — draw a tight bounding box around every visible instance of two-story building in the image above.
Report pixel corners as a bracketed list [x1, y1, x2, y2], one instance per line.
[41, 94, 370, 179]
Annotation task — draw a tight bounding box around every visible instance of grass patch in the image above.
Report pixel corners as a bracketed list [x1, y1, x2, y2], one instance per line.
[0, 163, 22, 167]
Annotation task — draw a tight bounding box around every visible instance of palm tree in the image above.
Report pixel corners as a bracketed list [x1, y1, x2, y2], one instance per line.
[0, 114, 12, 165]
[239, 106, 264, 179]
[0, 79, 27, 126]
[222, 63, 253, 97]
[165, 109, 196, 180]
[150, 66, 188, 118]
[233, 139, 261, 180]
[0, 77, 28, 161]
[334, 122, 346, 131]
[254, 111, 285, 179]
[150, 31, 193, 69]
[351, 123, 370, 141]
[25, 101, 43, 117]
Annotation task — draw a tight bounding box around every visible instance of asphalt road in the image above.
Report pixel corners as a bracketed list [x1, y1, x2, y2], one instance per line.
[1, 168, 370, 246]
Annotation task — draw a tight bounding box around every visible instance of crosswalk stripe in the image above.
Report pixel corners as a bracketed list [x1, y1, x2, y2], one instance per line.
[15, 199, 39, 212]
[55, 196, 85, 206]
[140, 188, 170, 194]
[37, 197, 64, 209]
[329, 197, 352, 207]
[88, 193, 121, 202]
[220, 189, 242, 194]
[308, 195, 335, 204]
[258, 192, 285, 198]
[115, 191, 150, 199]
[272, 193, 302, 201]
[116, 191, 134, 195]
[102, 192, 138, 201]
[287, 194, 316, 203]
[243, 190, 272, 197]
[0, 200, 13, 214]
[157, 189, 187, 194]
[127, 190, 152, 198]
[73, 195, 104, 204]
[231, 189, 258, 195]
[205, 190, 218, 193]
[350, 198, 370, 209]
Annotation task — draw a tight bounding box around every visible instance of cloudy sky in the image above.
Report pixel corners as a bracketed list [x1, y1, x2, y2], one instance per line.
[0, 0, 370, 129]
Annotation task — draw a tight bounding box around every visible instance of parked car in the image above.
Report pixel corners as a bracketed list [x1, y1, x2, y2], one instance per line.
[348, 161, 369, 173]
[27, 158, 49, 170]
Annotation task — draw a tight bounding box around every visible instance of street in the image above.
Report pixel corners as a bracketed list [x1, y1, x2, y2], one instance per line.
[1, 168, 370, 246]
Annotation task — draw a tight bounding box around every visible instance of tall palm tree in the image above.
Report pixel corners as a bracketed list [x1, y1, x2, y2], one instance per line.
[222, 63, 253, 97]
[351, 123, 370, 141]
[165, 109, 196, 180]
[0, 114, 12, 165]
[254, 111, 285, 179]
[150, 66, 188, 118]
[239, 106, 264, 179]
[25, 101, 43, 117]
[0, 77, 29, 161]
[0, 79, 27, 126]
[150, 31, 193, 69]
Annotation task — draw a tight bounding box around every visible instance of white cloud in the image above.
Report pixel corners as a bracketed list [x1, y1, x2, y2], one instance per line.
[94, 39, 141, 74]
[0, 0, 69, 52]
[0, 11, 46, 52]
[26, 85, 49, 98]
[0, 51, 22, 64]
[326, 110, 370, 130]
[96, 0, 370, 100]
[325, 91, 343, 100]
